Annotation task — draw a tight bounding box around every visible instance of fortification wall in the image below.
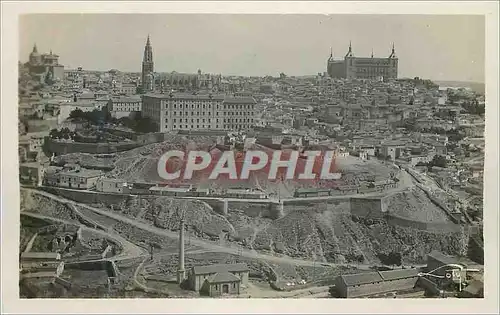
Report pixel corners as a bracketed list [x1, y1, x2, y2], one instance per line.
[47, 131, 180, 154]
[225, 200, 278, 219]
[351, 197, 385, 218]
[64, 260, 119, 277]
[26, 118, 58, 133]
[41, 187, 129, 205]
[385, 215, 461, 233]
[47, 139, 142, 154]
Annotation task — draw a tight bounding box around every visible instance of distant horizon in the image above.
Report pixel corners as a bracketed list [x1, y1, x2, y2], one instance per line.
[20, 14, 485, 82]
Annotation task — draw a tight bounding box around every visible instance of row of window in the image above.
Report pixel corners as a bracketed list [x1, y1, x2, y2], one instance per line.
[57, 177, 87, 184]
[167, 118, 254, 124]
[170, 103, 254, 110]
[168, 124, 252, 130]
[168, 118, 212, 123]
[113, 108, 141, 111]
[169, 111, 254, 117]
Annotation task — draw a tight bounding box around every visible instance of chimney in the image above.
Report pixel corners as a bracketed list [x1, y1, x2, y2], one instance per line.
[177, 217, 186, 284]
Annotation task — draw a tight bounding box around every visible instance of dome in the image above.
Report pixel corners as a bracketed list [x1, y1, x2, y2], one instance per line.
[30, 44, 40, 57]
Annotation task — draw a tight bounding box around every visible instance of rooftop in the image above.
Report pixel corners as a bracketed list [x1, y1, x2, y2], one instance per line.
[206, 272, 241, 284]
[340, 269, 419, 287]
[111, 96, 141, 103]
[192, 263, 249, 275]
[20, 252, 61, 261]
[379, 269, 419, 281]
[144, 93, 225, 101]
[59, 169, 103, 178]
[340, 272, 383, 286]
[223, 97, 257, 104]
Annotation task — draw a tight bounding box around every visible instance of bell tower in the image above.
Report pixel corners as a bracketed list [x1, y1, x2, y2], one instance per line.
[141, 35, 154, 92]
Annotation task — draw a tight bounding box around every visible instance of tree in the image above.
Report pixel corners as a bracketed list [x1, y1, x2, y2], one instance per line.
[429, 155, 447, 168]
[69, 108, 84, 120]
[377, 252, 402, 266]
[49, 128, 60, 139]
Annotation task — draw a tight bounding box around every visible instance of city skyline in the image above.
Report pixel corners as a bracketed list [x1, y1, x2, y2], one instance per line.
[20, 14, 485, 82]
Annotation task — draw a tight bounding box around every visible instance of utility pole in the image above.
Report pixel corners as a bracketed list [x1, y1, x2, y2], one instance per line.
[312, 254, 316, 284]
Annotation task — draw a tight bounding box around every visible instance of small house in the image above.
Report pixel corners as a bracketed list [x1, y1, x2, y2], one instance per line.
[187, 263, 249, 295]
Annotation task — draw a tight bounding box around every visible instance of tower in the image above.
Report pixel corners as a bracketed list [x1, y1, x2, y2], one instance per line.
[141, 35, 154, 92]
[29, 43, 41, 65]
[344, 41, 355, 79]
[388, 43, 398, 79]
[345, 41, 353, 58]
[177, 216, 186, 284]
[389, 42, 397, 58]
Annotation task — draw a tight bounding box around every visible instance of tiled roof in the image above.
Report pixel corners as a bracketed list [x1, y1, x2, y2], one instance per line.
[340, 269, 418, 287]
[379, 269, 419, 281]
[341, 272, 383, 286]
[192, 263, 249, 275]
[206, 272, 241, 284]
[223, 97, 256, 104]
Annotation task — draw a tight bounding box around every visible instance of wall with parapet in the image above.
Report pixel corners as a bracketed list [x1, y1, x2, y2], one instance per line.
[41, 186, 129, 205]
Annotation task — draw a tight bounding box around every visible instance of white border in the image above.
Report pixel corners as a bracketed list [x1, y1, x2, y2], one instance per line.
[1, 1, 498, 314]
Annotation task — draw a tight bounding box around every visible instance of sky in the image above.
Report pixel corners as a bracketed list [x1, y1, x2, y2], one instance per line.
[19, 14, 485, 82]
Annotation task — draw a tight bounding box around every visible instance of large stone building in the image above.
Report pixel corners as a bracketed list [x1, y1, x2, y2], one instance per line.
[327, 42, 398, 80]
[26, 44, 65, 83]
[141, 93, 256, 132]
[107, 96, 142, 119]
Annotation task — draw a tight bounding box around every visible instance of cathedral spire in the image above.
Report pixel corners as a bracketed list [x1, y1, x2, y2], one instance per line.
[345, 41, 353, 58]
[142, 35, 154, 92]
[389, 42, 396, 58]
[143, 35, 153, 63]
[32, 43, 38, 53]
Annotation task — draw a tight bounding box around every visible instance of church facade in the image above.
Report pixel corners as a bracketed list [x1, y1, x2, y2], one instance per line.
[140, 36, 222, 93]
[27, 44, 65, 83]
[327, 42, 398, 81]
